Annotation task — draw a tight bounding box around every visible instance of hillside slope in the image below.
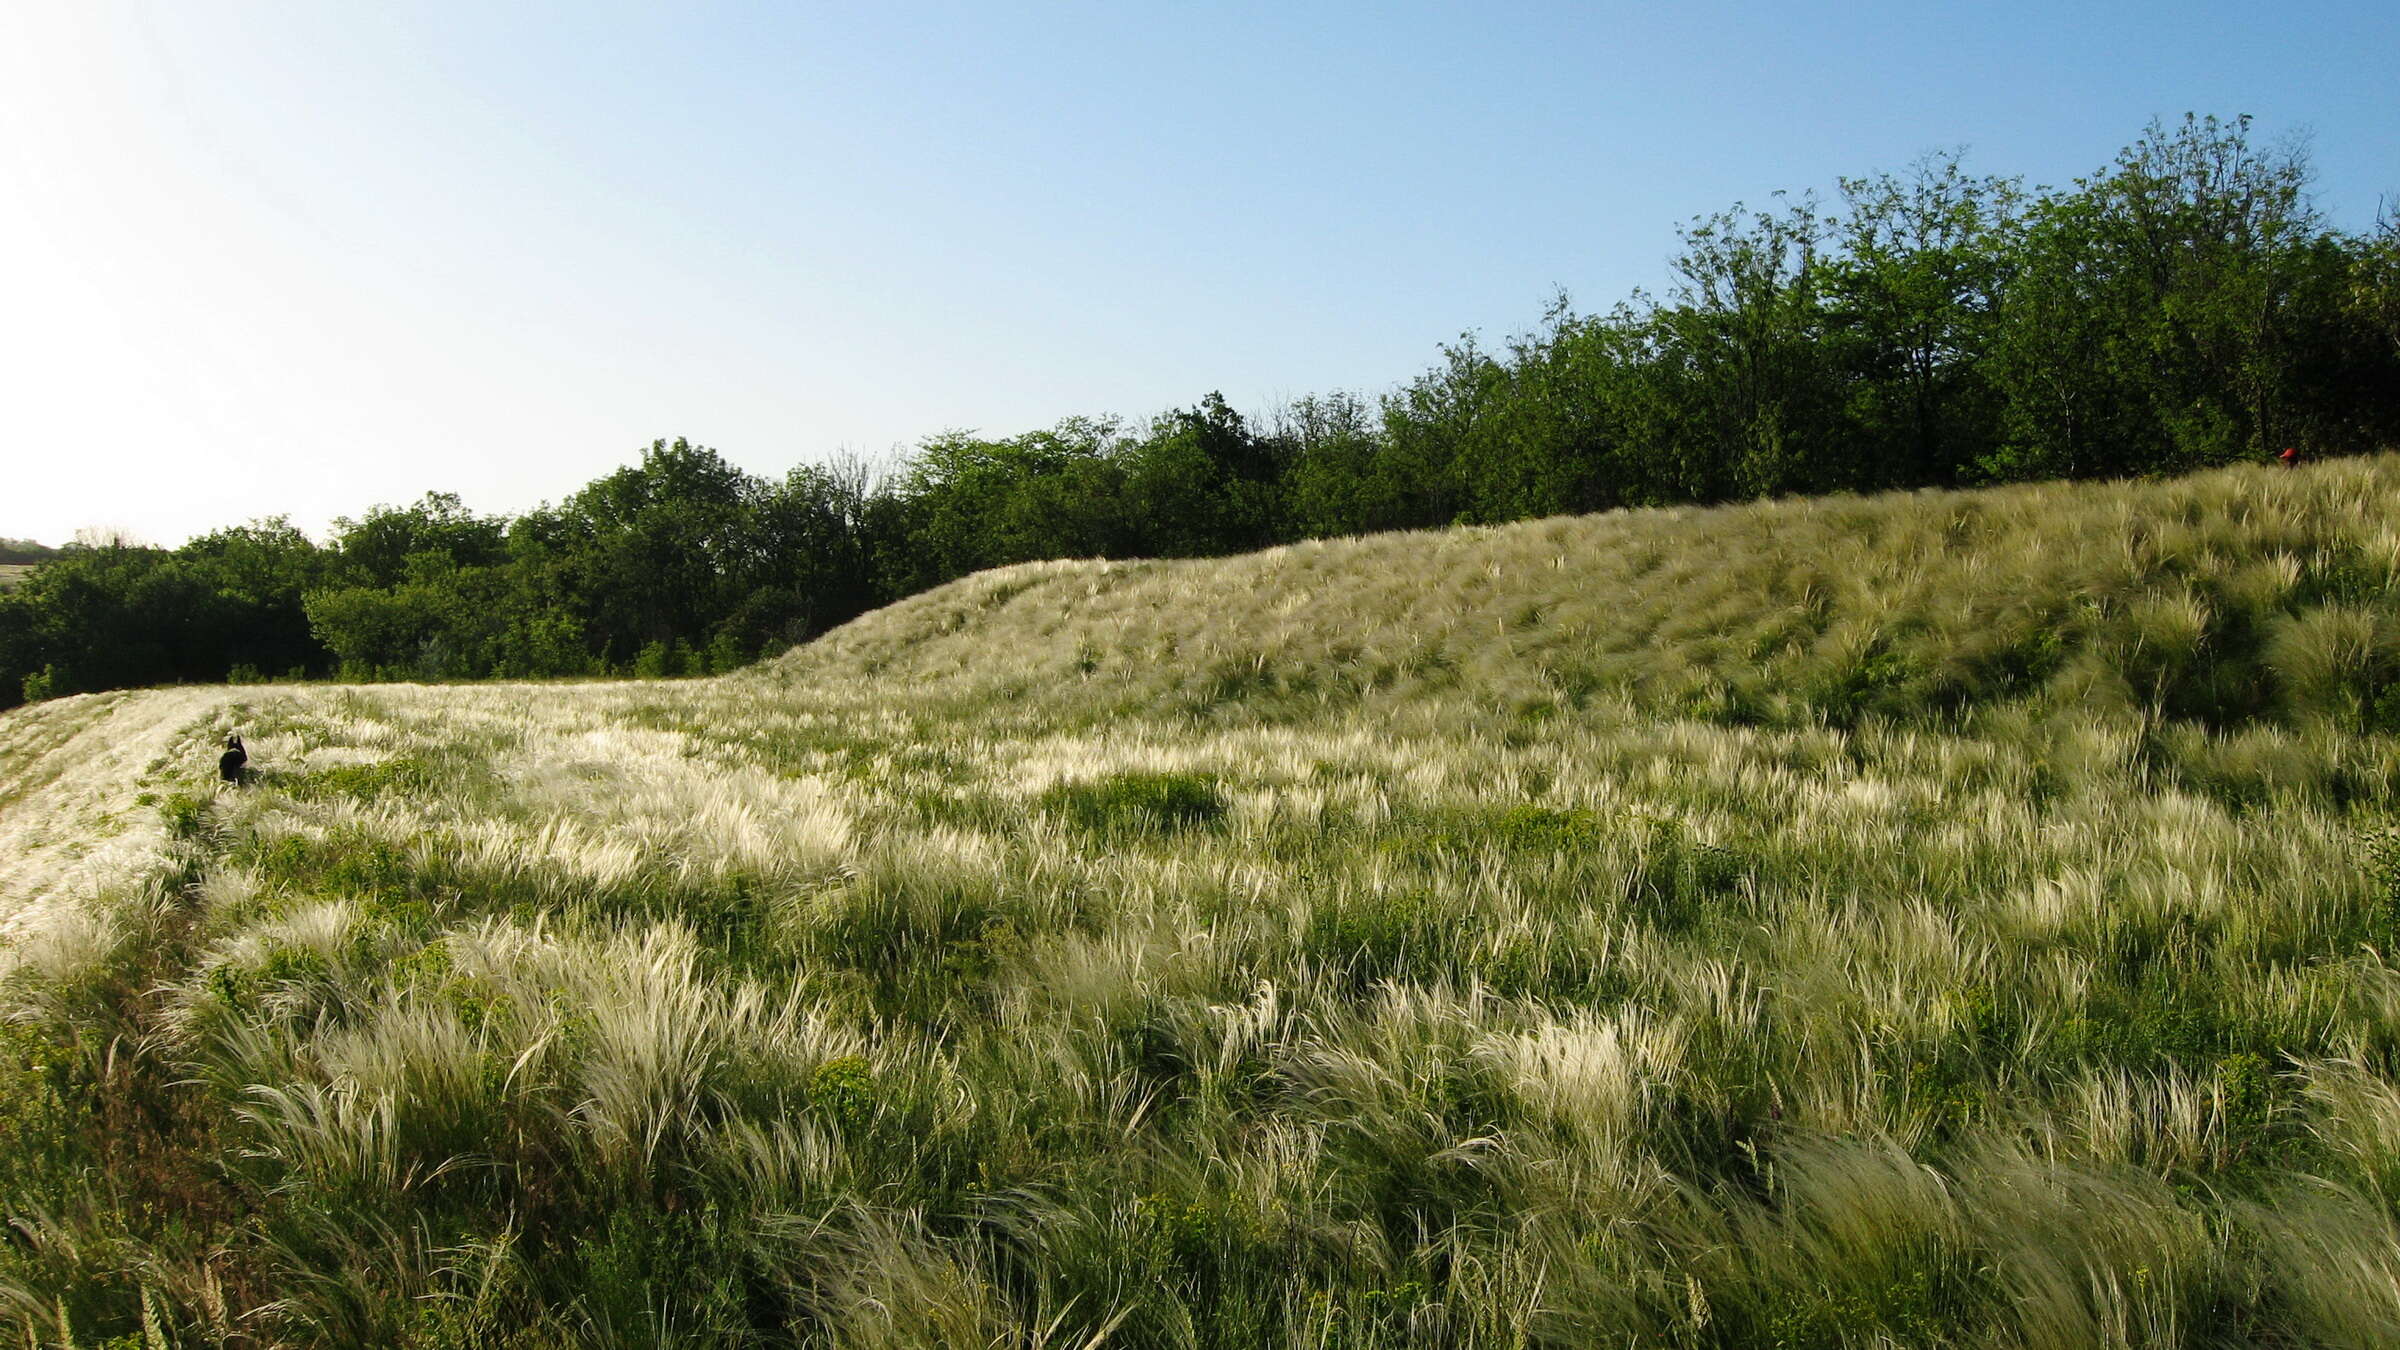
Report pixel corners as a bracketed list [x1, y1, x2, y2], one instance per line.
[779, 454, 2400, 735]
[0, 688, 239, 955]
[4, 459, 2400, 1346]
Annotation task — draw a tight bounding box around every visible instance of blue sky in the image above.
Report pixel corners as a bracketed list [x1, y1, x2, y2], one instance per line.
[4, 1, 2394, 545]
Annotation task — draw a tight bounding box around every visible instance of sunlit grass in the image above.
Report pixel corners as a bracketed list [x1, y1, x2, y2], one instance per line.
[5, 456, 2400, 1344]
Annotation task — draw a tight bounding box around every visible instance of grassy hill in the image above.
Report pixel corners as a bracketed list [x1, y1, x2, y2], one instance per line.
[7, 458, 2400, 1346]
[783, 454, 2400, 735]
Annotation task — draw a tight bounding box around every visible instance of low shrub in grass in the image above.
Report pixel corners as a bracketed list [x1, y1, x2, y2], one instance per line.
[1377, 803, 1750, 932]
[1303, 889, 1457, 993]
[1037, 770, 1226, 838]
[278, 756, 439, 803]
[1376, 803, 1609, 867]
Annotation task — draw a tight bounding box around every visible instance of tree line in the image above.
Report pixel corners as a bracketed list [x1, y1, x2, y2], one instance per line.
[4, 114, 2396, 709]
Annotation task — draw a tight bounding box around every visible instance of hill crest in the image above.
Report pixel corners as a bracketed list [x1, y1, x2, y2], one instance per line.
[773, 455, 2400, 734]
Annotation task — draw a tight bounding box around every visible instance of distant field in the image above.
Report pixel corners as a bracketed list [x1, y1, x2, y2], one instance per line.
[0, 564, 32, 591]
[7, 456, 2400, 1345]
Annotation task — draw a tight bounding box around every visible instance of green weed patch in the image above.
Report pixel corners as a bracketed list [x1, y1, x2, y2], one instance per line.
[1038, 770, 1227, 837]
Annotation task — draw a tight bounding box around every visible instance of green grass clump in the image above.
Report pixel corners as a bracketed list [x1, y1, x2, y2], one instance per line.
[1038, 769, 1227, 837]
[276, 755, 440, 802]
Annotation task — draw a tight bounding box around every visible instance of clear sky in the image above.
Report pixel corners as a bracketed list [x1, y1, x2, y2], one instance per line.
[4, 1, 2394, 547]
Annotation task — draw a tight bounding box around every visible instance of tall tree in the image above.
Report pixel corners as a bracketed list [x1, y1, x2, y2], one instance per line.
[1274, 391, 1397, 537]
[1379, 336, 1506, 525]
[1824, 154, 2023, 487]
[329, 492, 508, 588]
[1990, 115, 2329, 478]
[1652, 195, 1840, 498]
[1121, 393, 1284, 555]
[892, 417, 1130, 588]
[553, 439, 763, 662]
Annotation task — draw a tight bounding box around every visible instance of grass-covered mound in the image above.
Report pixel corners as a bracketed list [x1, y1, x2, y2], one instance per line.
[785, 454, 2400, 739]
[4, 457, 2400, 1346]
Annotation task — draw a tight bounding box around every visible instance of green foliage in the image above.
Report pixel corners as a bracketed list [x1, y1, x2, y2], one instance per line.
[888, 418, 1134, 589]
[0, 524, 332, 709]
[1986, 115, 2341, 480]
[280, 757, 438, 803]
[1382, 802, 1609, 864]
[1822, 154, 2021, 489]
[1744, 1247, 1991, 1350]
[1037, 770, 1227, 837]
[572, 1210, 749, 1345]
[705, 628, 747, 674]
[807, 1055, 878, 1131]
[2356, 824, 2400, 947]
[1122, 393, 1288, 556]
[160, 790, 212, 840]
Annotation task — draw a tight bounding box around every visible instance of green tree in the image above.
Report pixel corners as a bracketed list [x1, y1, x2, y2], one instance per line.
[1988, 115, 2333, 479]
[1650, 194, 1841, 498]
[2359, 207, 2400, 361]
[1120, 393, 1284, 556]
[1824, 154, 2023, 487]
[1273, 391, 1393, 537]
[330, 492, 508, 588]
[891, 418, 1129, 586]
[181, 517, 333, 677]
[304, 554, 520, 680]
[1, 544, 233, 698]
[1378, 335, 1504, 525]
[720, 455, 884, 657]
[550, 439, 765, 665]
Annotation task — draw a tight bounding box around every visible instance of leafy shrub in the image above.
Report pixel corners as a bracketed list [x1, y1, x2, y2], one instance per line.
[1038, 771, 1226, 837]
[1304, 890, 1450, 992]
[1380, 803, 1606, 866]
[280, 757, 437, 803]
[807, 1054, 878, 1131]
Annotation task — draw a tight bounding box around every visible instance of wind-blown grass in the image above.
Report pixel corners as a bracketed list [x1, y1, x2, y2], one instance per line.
[5, 456, 2400, 1345]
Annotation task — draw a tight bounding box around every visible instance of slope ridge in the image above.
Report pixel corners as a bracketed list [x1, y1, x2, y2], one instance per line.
[774, 455, 2400, 731]
[0, 688, 238, 958]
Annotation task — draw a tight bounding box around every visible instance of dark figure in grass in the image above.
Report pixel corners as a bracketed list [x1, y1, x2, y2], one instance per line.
[219, 734, 247, 785]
